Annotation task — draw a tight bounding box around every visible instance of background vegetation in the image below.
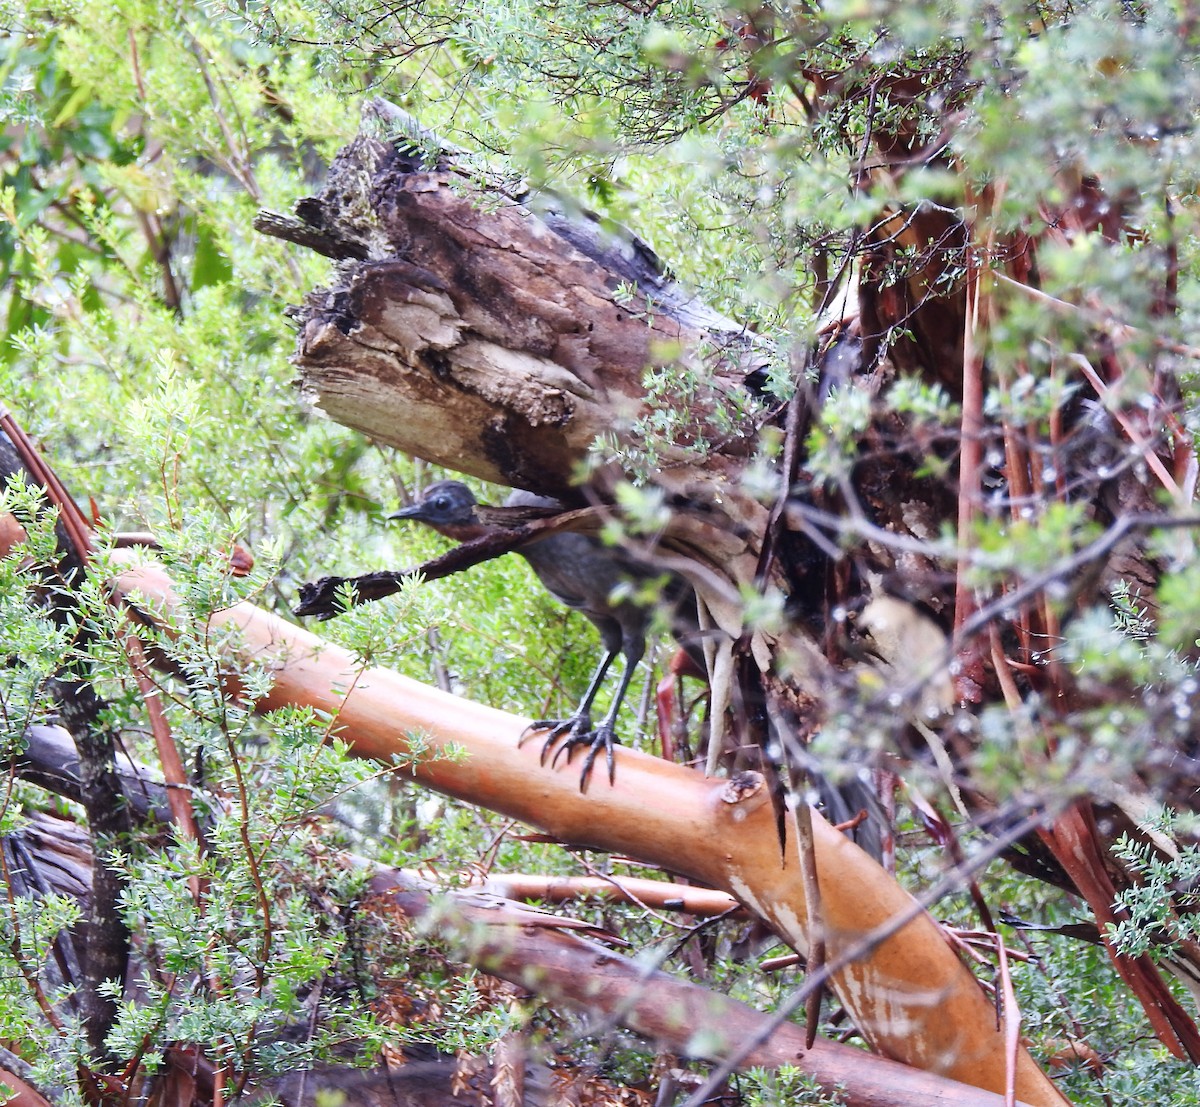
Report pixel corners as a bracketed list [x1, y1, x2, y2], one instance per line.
[3, 1, 1200, 1104]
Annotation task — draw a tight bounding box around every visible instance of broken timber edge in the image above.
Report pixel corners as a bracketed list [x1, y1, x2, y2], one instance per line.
[114, 550, 1069, 1107]
[257, 98, 770, 505]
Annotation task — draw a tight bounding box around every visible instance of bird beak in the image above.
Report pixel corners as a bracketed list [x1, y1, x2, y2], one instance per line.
[388, 504, 425, 521]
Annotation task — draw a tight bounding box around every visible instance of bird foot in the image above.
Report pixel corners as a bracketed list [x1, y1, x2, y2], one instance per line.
[520, 714, 588, 760]
[521, 717, 619, 791]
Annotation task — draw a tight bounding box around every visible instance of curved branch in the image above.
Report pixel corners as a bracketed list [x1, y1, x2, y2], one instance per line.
[115, 551, 1069, 1106]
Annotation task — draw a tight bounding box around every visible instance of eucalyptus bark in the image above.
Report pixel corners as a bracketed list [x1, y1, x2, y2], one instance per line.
[6, 696, 1035, 1107]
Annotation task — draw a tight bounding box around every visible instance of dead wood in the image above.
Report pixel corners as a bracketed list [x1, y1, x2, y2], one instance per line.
[12, 750, 1050, 1107]
[5, 418, 1061, 1102]
[263, 102, 775, 652]
[261, 99, 1200, 1062]
[367, 867, 1048, 1107]
[261, 100, 766, 505]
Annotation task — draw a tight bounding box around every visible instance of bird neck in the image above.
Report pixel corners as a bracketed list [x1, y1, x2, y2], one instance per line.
[424, 520, 494, 542]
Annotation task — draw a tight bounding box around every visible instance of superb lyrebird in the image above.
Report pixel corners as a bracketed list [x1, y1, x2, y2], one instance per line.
[391, 480, 691, 789]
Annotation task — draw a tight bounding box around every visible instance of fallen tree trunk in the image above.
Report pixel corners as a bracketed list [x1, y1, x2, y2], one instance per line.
[4, 683, 1031, 1107]
[0, 418, 1054, 1103]
[114, 550, 1068, 1106]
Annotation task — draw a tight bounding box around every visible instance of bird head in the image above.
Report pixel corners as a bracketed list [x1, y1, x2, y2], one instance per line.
[389, 480, 489, 541]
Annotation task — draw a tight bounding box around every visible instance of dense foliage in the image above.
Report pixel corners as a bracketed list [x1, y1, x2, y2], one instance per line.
[3, 1, 1200, 1104]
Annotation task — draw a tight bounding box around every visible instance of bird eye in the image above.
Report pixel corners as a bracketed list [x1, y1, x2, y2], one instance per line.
[433, 495, 449, 509]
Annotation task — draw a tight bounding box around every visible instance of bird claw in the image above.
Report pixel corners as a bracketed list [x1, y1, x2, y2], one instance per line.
[520, 716, 589, 766]
[576, 725, 618, 792]
[522, 717, 618, 791]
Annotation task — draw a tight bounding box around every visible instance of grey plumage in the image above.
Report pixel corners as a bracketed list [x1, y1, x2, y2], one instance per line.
[391, 480, 681, 788]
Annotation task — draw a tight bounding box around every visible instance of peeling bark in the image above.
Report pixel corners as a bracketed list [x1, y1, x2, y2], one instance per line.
[262, 101, 767, 506]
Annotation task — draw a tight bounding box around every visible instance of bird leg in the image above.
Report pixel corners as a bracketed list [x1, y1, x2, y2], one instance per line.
[521, 648, 616, 762]
[524, 637, 643, 791]
[561, 648, 640, 791]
